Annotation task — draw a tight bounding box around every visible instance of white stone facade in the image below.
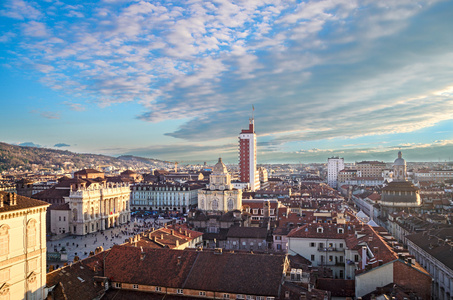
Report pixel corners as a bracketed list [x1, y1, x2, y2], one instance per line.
[67, 182, 131, 235]
[0, 192, 49, 300]
[198, 158, 242, 212]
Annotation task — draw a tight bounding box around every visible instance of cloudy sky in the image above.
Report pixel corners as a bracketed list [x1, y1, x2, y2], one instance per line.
[1, 0, 452, 164]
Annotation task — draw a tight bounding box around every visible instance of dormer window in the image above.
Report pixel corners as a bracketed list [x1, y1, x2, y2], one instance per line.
[317, 227, 323, 233]
[338, 228, 344, 234]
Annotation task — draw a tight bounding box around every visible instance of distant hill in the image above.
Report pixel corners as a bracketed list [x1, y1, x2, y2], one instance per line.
[0, 142, 166, 172]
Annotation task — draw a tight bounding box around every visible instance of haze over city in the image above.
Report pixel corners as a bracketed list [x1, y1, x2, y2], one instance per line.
[1, 0, 453, 163]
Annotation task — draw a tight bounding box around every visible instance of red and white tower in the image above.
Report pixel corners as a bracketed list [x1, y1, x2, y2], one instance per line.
[239, 117, 260, 191]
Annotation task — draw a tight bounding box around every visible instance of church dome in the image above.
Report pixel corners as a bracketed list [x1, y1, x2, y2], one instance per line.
[213, 158, 228, 174]
[394, 151, 405, 166]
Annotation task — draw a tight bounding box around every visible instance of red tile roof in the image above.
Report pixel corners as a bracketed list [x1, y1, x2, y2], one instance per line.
[0, 191, 49, 213]
[105, 245, 286, 296]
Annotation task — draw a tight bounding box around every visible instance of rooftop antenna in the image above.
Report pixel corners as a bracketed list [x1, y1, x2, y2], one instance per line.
[251, 104, 255, 120]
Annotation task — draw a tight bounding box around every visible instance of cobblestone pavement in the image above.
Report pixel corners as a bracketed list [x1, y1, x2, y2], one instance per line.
[47, 217, 170, 268]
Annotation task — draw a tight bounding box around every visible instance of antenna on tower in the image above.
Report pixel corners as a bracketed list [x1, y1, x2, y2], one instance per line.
[252, 104, 255, 120]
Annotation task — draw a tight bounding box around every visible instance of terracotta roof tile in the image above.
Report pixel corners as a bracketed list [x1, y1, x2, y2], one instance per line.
[104, 245, 286, 296]
[0, 191, 49, 213]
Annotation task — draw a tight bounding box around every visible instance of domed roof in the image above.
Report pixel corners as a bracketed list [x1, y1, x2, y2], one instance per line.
[213, 158, 228, 174]
[394, 151, 406, 166]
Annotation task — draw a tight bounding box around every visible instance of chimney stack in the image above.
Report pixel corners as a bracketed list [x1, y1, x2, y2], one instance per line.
[362, 246, 367, 270]
[175, 240, 179, 247]
[140, 246, 145, 260]
[5, 193, 17, 206]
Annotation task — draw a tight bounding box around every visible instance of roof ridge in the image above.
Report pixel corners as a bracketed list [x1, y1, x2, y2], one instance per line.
[181, 251, 200, 289]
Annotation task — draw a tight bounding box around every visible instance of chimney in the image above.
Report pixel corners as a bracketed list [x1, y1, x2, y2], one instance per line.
[184, 230, 188, 236]
[171, 229, 174, 235]
[161, 234, 164, 240]
[140, 246, 145, 260]
[175, 240, 179, 247]
[164, 223, 167, 228]
[188, 232, 191, 238]
[6, 193, 17, 206]
[177, 256, 181, 265]
[362, 246, 367, 269]
[179, 228, 182, 234]
[0, 194, 3, 208]
[153, 236, 157, 242]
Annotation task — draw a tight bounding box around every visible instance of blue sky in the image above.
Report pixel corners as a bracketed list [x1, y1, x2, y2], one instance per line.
[1, 0, 452, 164]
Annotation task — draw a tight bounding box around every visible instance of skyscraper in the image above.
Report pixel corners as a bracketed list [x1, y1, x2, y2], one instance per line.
[239, 118, 260, 191]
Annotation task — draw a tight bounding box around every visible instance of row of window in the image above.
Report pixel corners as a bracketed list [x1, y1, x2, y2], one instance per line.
[310, 254, 344, 262]
[134, 187, 189, 191]
[309, 242, 344, 248]
[122, 284, 274, 300]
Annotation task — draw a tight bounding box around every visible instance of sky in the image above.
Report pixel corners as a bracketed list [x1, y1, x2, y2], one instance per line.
[0, 0, 453, 164]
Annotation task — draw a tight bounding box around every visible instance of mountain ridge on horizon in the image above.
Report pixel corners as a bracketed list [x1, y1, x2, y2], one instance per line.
[0, 141, 166, 172]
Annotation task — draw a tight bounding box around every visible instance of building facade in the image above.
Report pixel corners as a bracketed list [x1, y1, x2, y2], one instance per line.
[131, 182, 203, 213]
[239, 118, 260, 191]
[69, 182, 130, 235]
[406, 228, 453, 300]
[355, 161, 386, 178]
[198, 158, 242, 213]
[0, 192, 49, 300]
[327, 157, 344, 189]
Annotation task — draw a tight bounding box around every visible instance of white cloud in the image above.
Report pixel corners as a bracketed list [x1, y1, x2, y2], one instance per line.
[1, 0, 42, 20]
[4, 0, 452, 161]
[22, 21, 48, 37]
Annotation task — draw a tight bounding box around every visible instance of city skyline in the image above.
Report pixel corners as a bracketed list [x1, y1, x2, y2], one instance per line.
[1, 0, 453, 164]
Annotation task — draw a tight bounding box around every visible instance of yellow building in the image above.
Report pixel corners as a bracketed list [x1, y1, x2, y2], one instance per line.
[0, 192, 49, 300]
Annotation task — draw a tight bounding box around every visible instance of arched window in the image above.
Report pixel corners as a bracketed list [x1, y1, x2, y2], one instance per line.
[0, 225, 10, 256]
[212, 199, 219, 211]
[227, 199, 234, 211]
[72, 208, 78, 221]
[27, 219, 37, 248]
